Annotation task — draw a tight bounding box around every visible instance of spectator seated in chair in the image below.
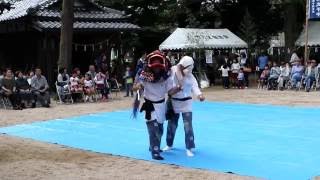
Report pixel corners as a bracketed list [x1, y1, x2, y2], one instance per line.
[1, 69, 22, 110]
[278, 62, 291, 90]
[31, 68, 50, 108]
[15, 71, 36, 108]
[57, 68, 70, 102]
[70, 71, 83, 93]
[290, 60, 304, 90]
[69, 70, 84, 102]
[259, 65, 270, 88]
[304, 60, 317, 92]
[268, 62, 281, 90]
[83, 73, 95, 102]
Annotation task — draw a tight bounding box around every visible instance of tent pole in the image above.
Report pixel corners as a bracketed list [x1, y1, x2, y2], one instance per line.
[304, 0, 310, 66]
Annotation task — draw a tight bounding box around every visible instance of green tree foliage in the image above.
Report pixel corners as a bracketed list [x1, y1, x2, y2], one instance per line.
[96, 0, 301, 51]
[238, 8, 257, 49]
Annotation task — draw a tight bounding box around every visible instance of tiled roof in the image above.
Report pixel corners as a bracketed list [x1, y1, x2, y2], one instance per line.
[0, 0, 125, 22]
[0, 0, 58, 22]
[34, 21, 140, 30]
[36, 10, 125, 20]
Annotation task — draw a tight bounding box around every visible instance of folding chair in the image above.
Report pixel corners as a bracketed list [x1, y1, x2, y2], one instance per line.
[0, 93, 11, 109]
[316, 73, 320, 91]
[298, 76, 305, 91]
[71, 89, 85, 103]
[304, 78, 317, 92]
[55, 82, 73, 104]
[257, 79, 268, 90]
[108, 78, 121, 99]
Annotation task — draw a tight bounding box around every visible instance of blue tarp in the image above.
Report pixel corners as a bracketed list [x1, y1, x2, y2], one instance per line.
[1, 102, 320, 180]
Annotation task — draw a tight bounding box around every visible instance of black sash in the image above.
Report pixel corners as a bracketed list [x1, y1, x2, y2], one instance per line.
[171, 97, 192, 101]
[140, 98, 165, 120]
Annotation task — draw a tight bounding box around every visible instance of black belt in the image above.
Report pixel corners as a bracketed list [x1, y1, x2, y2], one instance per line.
[145, 98, 165, 104]
[140, 98, 165, 120]
[171, 97, 192, 101]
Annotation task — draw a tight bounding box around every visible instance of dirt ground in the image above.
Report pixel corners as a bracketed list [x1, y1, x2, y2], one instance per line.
[1, 87, 320, 180]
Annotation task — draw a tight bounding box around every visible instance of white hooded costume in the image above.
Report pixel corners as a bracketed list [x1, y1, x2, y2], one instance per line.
[170, 56, 202, 113]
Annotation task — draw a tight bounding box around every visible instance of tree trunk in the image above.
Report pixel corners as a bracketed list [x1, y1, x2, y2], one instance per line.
[58, 0, 74, 70]
[284, 1, 304, 53]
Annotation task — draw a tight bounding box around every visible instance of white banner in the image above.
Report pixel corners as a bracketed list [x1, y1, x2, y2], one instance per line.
[205, 50, 213, 64]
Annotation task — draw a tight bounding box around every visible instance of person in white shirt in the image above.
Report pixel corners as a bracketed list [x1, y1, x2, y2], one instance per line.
[163, 56, 205, 157]
[219, 64, 230, 89]
[70, 71, 83, 92]
[94, 71, 108, 100]
[133, 50, 180, 160]
[239, 52, 247, 67]
[289, 50, 300, 64]
[278, 62, 291, 90]
[237, 68, 245, 89]
[230, 59, 240, 88]
[83, 73, 95, 102]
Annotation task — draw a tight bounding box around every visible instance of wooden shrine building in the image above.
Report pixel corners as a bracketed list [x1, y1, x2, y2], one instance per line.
[0, 0, 140, 83]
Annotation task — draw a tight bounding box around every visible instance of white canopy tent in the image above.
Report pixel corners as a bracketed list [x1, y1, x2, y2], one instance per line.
[159, 28, 248, 50]
[295, 21, 320, 47]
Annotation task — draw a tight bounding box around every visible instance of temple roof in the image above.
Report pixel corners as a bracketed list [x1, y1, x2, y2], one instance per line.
[0, 0, 139, 32]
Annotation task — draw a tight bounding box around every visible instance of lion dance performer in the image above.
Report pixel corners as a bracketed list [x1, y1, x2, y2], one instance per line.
[133, 50, 181, 160]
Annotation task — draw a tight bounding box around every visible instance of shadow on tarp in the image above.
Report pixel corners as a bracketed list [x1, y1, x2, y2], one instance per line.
[1, 101, 320, 180]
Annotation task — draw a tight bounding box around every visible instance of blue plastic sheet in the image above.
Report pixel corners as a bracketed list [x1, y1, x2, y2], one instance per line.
[1, 102, 320, 180]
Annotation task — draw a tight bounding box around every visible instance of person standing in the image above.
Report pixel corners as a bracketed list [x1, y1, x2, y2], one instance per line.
[230, 59, 240, 88]
[240, 52, 247, 67]
[163, 56, 205, 157]
[123, 67, 134, 97]
[219, 64, 230, 89]
[237, 68, 245, 89]
[133, 50, 179, 160]
[257, 51, 269, 77]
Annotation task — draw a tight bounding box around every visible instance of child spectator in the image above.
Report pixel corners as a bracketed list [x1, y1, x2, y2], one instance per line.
[268, 62, 281, 90]
[83, 73, 95, 102]
[87, 65, 97, 81]
[231, 59, 240, 88]
[219, 64, 230, 89]
[27, 71, 34, 85]
[237, 68, 245, 89]
[70, 71, 83, 93]
[123, 67, 134, 97]
[94, 71, 109, 101]
[259, 65, 270, 88]
[57, 68, 70, 102]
